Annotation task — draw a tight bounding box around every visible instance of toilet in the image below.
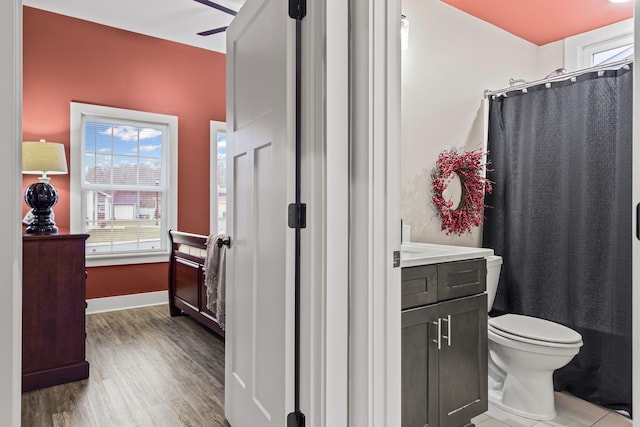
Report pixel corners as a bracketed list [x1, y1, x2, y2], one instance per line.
[485, 255, 583, 420]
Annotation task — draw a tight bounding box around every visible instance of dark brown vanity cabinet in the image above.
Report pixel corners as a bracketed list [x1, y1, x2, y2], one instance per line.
[401, 259, 488, 427]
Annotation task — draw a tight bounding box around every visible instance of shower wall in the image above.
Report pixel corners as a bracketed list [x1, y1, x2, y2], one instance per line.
[401, 0, 547, 245]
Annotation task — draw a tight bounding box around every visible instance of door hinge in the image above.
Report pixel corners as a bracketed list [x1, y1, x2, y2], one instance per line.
[287, 411, 305, 427]
[288, 0, 307, 20]
[288, 203, 307, 229]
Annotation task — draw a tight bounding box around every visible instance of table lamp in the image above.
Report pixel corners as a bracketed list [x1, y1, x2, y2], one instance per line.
[22, 140, 68, 234]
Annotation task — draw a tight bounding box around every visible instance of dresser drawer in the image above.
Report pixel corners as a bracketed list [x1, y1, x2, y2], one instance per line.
[174, 257, 201, 310]
[437, 258, 486, 301]
[401, 264, 438, 309]
[402, 258, 487, 309]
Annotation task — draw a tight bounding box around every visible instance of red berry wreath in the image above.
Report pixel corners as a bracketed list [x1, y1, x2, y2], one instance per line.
[431, 148, 492, 236]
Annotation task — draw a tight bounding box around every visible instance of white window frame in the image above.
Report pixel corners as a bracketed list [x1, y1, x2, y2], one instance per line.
[209, 120, 227, 235]
[70, 102, 178, 266]
[564, 18, 633, 71]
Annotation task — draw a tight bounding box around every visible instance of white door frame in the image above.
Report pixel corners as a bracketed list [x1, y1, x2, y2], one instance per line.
[1, 0, 22, 424]
[348, 0, 402, 426]
[299, 0, 350, 425]
[301, 0, 402, 424]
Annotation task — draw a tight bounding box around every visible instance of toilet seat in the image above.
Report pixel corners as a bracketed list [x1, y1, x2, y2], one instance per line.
[489, 314, 582, 348]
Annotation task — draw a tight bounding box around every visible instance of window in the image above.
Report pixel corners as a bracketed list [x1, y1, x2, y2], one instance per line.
[210, 121, 227, 235]
[70, 103, 178, 266]
[591, 42, 633, 66]
[564, 19, 633, 70]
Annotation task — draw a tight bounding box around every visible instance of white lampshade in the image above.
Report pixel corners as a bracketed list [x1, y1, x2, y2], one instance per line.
[22, 140, 68, 176]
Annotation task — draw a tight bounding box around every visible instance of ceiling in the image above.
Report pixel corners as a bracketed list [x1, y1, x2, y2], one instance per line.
[22, 0, 245, 53]
[441, 0, 633, 46]
[22, 0, 634, 52]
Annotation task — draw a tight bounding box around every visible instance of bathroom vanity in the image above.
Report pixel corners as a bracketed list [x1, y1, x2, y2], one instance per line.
[401, 243, 492, 427]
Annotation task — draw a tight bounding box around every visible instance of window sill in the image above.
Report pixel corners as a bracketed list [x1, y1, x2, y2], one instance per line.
[85, 251, 170, 267]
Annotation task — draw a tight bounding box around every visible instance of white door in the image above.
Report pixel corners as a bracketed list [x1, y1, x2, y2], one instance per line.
[224, 0, 295, 426]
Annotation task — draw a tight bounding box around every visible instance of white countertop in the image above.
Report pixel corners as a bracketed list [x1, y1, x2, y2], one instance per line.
[400, 242, 494, 268]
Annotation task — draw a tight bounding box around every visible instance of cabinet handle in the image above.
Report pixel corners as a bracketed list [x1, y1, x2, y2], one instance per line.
[441, 315, 452, 347]
[432, 318, 442, 350]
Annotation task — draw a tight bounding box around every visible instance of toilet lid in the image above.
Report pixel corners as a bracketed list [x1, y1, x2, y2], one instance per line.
[489, 314, 582, 344]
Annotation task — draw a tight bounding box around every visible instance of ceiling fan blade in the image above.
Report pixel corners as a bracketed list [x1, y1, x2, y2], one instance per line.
[197, 26, 228, 36]
[193, 0, 237, 16]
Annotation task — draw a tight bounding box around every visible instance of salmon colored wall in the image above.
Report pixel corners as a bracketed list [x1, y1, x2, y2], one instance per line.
[23, 7, 225, 299]
[87, 263, 169, 297]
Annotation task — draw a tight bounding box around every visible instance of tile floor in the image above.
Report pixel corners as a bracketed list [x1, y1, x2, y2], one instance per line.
[470, 392, 632, 427]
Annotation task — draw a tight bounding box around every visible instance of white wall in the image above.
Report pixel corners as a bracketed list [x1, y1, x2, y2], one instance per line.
[401, 0, 540, 246]
[538, 40, 564, 77]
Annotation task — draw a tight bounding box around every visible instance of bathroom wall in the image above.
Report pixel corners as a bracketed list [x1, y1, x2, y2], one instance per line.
[401, 0, 540, 246]
[401, 3, 633, 247]
[538, 41, 564, 77]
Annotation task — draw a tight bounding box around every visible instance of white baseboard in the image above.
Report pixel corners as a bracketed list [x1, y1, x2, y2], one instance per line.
[86, 291, 168, 315]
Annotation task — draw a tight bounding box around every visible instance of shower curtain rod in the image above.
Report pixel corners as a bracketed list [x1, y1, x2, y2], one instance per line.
[484, 58, 633, 98]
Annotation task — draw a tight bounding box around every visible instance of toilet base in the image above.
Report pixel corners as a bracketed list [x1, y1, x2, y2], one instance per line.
[487, 372, 557, 421]
[489, 389, 556, 421]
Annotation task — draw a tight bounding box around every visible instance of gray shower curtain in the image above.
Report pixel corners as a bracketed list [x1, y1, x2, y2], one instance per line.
[483, 65, 632, 415]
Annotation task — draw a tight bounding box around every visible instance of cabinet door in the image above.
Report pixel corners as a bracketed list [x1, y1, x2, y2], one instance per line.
[402, 264, 438, 309]
[437, 259, 486, 301]
[437, 294, 488, 427]
[401, 304, 439, 427]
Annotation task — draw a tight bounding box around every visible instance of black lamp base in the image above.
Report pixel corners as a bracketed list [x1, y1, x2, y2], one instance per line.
[25, 216, 59, 235]
[24, 181, 59, 235]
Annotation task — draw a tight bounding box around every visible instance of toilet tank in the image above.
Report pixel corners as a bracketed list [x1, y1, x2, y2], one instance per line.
[485, 255, 503, 311]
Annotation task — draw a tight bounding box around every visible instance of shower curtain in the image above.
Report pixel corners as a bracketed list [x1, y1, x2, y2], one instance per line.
[483, 65, 632, 415]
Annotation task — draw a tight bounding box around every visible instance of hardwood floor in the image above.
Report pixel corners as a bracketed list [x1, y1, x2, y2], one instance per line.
[22, 305, 229, 427]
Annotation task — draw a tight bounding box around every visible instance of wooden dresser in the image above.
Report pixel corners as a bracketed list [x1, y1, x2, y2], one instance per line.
[22, 232, 90, 392]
